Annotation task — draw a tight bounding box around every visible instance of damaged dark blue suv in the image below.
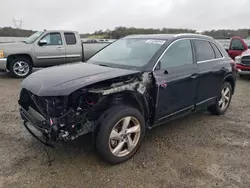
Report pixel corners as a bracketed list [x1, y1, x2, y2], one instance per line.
[18, 33, 236, 164]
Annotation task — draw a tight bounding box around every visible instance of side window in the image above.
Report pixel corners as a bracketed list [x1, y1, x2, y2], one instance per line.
[194, 40, 215, 62]
[211, 43, 223, 58]
[160, 39, 193, 69]
[64, 32, 77, 45]
[231, 39, 244, 50]
[40, 33, 62, 45]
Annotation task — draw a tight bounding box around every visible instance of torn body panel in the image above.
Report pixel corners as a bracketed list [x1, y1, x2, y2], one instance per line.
[18, 72, 154, 146]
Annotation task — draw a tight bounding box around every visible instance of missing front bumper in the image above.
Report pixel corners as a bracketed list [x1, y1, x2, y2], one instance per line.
[20, 106, 54, 147]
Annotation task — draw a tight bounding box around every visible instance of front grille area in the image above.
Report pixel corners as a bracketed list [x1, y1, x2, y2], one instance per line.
[241, 56, 250, 66]
[19, 88, 46, 116]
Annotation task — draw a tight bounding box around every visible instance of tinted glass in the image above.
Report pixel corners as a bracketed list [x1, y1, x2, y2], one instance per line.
[89, 38, 165, 69]
[194, 40, 215, 61]
[231, 39, 244, 50]
[211, 43, 223, 58]
[160, 39, 193, 69]
[64, 33, 76, 45]
[41, 33, 62, 45]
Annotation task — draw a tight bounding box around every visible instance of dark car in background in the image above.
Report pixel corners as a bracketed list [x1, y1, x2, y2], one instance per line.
[18, 33, 236, 164]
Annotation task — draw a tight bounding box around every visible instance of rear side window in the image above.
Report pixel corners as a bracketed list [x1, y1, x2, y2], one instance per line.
[211, 43, 223, 58]
[194, 40, 215, 62]
[64, 32, 76, 45]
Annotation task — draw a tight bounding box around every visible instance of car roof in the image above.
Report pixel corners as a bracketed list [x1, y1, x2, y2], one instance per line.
[124, 33, 213, 40]
[44, 30, 78, 33]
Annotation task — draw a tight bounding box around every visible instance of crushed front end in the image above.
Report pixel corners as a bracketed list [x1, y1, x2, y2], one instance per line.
[18, 72, 153, 147]
[18, 88, 102, 147]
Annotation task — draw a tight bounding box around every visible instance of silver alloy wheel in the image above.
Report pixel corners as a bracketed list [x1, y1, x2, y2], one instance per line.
[13, 61, 30, 77]
[109, 116, 141, 157]
[219, 86, 231, 111]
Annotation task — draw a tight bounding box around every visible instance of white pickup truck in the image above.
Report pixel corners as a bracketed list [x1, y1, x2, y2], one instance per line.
[0, 30, 110, 78]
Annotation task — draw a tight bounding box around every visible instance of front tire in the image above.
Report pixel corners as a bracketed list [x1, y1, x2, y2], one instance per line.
[9, 57, 33, 78]
[208, 81, 232, 115]
[95, 105, 146, 165]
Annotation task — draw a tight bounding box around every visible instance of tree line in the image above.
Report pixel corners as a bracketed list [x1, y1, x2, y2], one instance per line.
[1, 26, 250, 39]
[82, 27, 250, 39]
[0, 27, 35, 37]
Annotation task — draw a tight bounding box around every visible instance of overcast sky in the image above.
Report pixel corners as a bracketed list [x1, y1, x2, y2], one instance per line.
[1, 0, 250, 33]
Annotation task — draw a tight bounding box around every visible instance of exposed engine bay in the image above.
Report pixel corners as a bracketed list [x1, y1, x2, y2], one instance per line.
[18, 73, 153, 146]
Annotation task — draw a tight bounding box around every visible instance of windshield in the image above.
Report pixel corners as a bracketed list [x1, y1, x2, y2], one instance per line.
[23, 31, 45, 44]
[88, 38, 166, 70]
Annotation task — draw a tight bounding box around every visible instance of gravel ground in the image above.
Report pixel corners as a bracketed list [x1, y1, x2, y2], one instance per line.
[0, 72, 250, 188]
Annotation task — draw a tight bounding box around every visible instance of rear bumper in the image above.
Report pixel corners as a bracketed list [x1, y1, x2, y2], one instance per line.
[236, 63, 250, 75]
[0, 58, 7, 71]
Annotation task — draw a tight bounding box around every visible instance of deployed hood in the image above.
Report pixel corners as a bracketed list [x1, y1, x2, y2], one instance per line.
[21, 62, 139, 96]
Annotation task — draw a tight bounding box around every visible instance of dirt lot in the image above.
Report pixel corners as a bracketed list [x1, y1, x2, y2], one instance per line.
[0, 72, 250, 188]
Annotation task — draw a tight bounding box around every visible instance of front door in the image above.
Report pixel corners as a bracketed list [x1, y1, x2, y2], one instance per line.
[34, 32, 66, 67]
[153, 39, 199, 121]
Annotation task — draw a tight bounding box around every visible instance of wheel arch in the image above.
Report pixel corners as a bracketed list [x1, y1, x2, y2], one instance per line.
[223, 74, 235, 94]
[7, 54, 33, 70]
[104, 91, 150, 125]
[92, 90, 150, 144]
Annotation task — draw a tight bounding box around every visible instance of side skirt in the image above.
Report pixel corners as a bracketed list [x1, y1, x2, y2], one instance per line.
[148, 97, 217, 129]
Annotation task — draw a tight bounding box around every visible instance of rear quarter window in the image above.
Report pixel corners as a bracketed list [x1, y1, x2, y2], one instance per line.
[211, 43, 223, 58]
[64, 32, 77, 45]
[193, 40, 215, 62]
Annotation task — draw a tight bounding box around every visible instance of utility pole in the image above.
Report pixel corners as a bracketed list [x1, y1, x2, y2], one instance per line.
[13, 18, 23, 36]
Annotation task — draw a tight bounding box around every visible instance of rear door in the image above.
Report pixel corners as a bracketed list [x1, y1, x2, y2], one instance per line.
[64, 32, 82, 63]
[34, 32, 66, 66]
[193, 39, 227, 108]
[153, 39, 199, 121]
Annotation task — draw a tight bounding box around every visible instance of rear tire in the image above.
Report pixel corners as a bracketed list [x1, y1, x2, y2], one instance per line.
[208, 81, 232, 115]
[95, 105, 146, 165]
[9, 57, 33, 78]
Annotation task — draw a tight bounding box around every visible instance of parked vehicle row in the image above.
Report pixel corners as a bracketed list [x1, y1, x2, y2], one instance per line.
[18, 33, 237, 164]
[0, 30, 110, 78]
[0, 31, 249, 78]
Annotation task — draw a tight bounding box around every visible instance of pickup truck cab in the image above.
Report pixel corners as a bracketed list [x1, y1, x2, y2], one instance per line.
[226, 36, 250, 60]
[225, 36, 250, 76]
[0, 30, 109, 78]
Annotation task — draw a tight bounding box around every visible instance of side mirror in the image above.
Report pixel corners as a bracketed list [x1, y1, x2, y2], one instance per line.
[39, 39, 48, 46]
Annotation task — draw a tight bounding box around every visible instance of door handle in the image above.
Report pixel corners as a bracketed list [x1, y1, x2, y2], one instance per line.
[190, 73, 199, 79]
[56, 47, 64, 50]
